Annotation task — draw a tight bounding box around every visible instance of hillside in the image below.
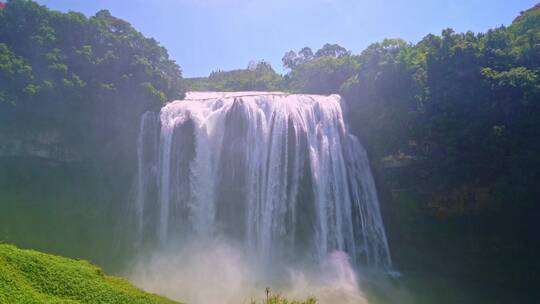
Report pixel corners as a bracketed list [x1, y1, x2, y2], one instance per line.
[0, 0, 186, 269]
[0, 244, 178, 304]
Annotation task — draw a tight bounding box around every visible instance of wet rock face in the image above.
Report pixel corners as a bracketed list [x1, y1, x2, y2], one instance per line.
[0, 128, 82, 162]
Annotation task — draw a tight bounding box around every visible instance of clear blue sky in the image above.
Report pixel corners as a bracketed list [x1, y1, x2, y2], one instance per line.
[36, 0, 538, 77]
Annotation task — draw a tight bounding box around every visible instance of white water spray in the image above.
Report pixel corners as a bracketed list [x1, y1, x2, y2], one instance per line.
[133, 92, 392, 302]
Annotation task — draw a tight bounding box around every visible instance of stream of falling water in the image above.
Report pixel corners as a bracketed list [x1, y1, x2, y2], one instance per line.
[133, 92, 392, 303]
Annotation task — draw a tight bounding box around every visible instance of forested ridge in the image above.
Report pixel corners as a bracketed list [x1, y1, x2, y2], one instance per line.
[0, 0, 185, 269]
[0, 0, 184, 164]
[1, 0, 540, 302]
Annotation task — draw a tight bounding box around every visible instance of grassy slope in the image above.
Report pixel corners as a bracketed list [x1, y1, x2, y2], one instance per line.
[0, 244, 177, 304]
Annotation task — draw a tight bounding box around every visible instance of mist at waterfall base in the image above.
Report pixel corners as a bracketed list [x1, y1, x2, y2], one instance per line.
[132, 238, 368, 304]
[130, 92, 392, 303]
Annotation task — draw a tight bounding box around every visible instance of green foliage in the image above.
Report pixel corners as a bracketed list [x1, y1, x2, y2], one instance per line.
[187, 44, 358, 94]
[0, 244, 178, 304]
[187, 61, 283, 91]
[340, 38, 415, 156]
[0, 0, 184, 111]
[0, 43, 36, 104]
[287, 55, 359, 94]
[482, 66, 538, 89]
[282, 44, 359, 94]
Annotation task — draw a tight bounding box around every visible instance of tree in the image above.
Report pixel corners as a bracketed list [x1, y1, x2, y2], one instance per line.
[282, 44, 357, 94]
[191, 60, 283, 91]
[282, 50, 298, 70]
[314, 43, 350, 58]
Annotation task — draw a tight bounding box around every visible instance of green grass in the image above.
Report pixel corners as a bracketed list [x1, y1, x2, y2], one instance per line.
[0, 244, 178, 304]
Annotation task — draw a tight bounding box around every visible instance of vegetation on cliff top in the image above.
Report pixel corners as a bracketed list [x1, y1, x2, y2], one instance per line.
[0, 0, 183, 108]
[0, 0, 185, 168]
[185, 61, 283, 92]
[0, 244, 178, 304]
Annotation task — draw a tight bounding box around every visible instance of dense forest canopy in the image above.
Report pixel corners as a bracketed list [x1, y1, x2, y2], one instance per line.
[0, 0, 183, 107]
[0, 0, 185, 166]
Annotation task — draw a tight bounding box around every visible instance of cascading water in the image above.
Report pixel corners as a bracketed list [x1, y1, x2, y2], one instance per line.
[135, 92, 391, 270]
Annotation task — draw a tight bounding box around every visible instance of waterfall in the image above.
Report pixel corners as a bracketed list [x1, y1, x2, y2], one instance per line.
[135, 111, 159, 243]
[135, 92, 392, 269]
